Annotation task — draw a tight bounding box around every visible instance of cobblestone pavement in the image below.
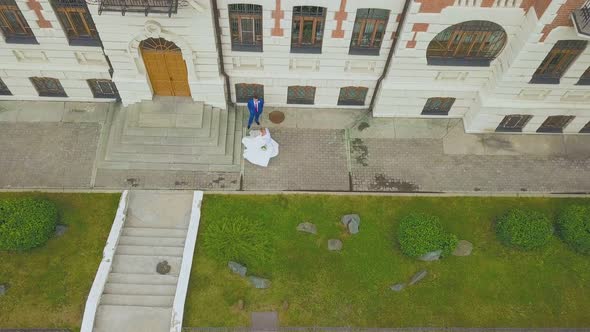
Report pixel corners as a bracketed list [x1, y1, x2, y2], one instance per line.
[243, 128, 349, 191]
[94, 169, 240, 190]
[0, 122, 99, 188]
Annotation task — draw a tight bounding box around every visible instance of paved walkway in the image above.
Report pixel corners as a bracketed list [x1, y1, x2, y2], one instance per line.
[1, 100, 590, 193]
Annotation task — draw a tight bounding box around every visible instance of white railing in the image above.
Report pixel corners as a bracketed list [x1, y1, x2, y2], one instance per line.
[80, 190, 130, 332]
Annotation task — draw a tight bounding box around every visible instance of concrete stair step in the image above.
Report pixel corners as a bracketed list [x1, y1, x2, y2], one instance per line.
[122, 227, 187, 238]
[105, 152, 234, 164]
[99, 294, 174, 308]
[107, 273, 179, 285]
[125, 100, 206, 129]
[125, 213, 190, 230]
[123, 106, 218, 138]
[116, 245, 185, 257]
[111, 254, 182, 275]
[97, 161, 241, 172]
[94, 305, 172, 332]
[110, 142, 227, 156]
[104, 282, 177, 296]
[118, 235, 185, 247]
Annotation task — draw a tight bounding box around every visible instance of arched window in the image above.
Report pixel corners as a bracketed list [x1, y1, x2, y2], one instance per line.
[426, 20, 507, 66]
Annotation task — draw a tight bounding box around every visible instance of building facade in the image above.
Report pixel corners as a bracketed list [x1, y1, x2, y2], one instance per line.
[0, 0, 589, 134]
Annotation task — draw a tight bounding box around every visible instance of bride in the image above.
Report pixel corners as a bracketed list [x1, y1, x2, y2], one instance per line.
[242, 128, 279, 167]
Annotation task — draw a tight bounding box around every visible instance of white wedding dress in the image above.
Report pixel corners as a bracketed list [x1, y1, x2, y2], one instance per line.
[242, 128, 279, 167]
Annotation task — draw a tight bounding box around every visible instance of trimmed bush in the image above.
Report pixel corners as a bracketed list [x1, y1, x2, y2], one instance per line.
[0, 198, 58, 251]
[496, 208, 552, 251]
[397, 213, 458, 258]
[557, 205, 590, 255]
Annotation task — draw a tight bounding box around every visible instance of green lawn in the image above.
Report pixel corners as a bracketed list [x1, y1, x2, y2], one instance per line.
[184, 195, 590, 328]
[0, 192, 120, 330]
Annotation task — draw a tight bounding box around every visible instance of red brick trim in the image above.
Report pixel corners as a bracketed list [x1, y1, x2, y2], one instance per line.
[481, 0, 495, 7]
[539, 0, 585, 42]
[331, 0, 347, 38]
[271, 0, 284, 37]
[406, 23, 429, 48]
[26, 0, 52, 28]
[414, 0, 454, 13]
[391, 14, 401, 40]
[521, 0, 551, 19]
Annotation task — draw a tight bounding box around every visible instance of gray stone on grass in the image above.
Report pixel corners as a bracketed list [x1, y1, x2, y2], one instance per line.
[54, 225, 68, 237]
[249, 276, 271, 289]
[341, 214, 361, 234]
[156, 261, 171, 275]
[296, 222, 317, 234]
[0, 284, 6, 296]
[409, 270, 428, 285]
[419, 249, 442, 261]
[228, 261, 247, 276]
[390, 283, 405, 292]
[328, 239, 343, 251]
[452, 240, 473, 256]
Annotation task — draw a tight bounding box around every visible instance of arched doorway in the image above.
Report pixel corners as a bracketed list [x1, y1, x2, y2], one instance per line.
[140, 37, 191, 96]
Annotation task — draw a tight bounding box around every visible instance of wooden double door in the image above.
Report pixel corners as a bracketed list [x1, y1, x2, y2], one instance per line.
[141, 38, 191, 97]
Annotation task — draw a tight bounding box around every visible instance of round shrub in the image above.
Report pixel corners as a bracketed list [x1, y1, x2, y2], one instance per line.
[495, 208, 552, 251]
[0, 198, 58, 251]
[397, 213, 458, 258]
[557, 205, 590, 255]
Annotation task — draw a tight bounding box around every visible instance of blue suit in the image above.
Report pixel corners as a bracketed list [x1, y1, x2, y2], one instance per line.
[247, 98, 264, 128]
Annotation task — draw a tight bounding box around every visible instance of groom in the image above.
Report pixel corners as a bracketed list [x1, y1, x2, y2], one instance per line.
[247, 95, 264, 130]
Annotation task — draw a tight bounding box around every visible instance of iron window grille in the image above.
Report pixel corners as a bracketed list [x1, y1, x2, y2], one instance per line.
[426, 20, 507, 67]
[30, 77, 67, 97]
[287, 85, 316, 105]
[0, 0, 37, 44]
[421, 97, 455, 115]
[51, 0, 100, 46]
[229, 4, 262, 52]
[531, 40, 588, 84]
[537, 116, 575, 133]
[496, 114, 532, 132]
[338, 86, 368, 106]
[349, 9, 390, 56]
[98, 0, 178, 17]
[291, 6, 326, 54]
[88, 79, 119, 99]
[577, 66, 590, 85]
[580, 121, 590, 133]
[0, 77, 11, 95]
[235, 83, 264, 103]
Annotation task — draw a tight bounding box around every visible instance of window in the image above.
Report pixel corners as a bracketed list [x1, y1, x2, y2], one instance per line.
[531, 40, 587, 84]
[349, 9, 390, 55]
[536, 116, 575, 133]
[338, 86, 368, 106]
[228, 4, 262, 52]
[0, 77, 11, 95]
[577, 66, 590, 85]
[51, 0, 100, 46]
[287, 85, 315, 104]
[580, 121, 590, 133]
[30, 77, 67, 97]
[88, 79, 119, 99]
[426, 21, 507, 66]
[291, 6, 326, 54]
[235, 83, 264, 103]
[496, 114, 532, 132]
[0, 0, 37, 44]
[421, 97, 455, 115]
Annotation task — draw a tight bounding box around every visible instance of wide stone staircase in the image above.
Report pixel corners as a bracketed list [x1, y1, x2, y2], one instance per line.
[97, 97, 242, 173]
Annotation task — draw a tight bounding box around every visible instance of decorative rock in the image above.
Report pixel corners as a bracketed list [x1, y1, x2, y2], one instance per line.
[156, 261, 171, 275]
[0, 284, 6, 296]
[390, 283, 405, 292]
[228, 261, 247, 276]
[249, 276, 271, 289]
[328, 239, 343, 251]
[237, 299, 245, 310]
[54, 225, 68, 237]
[418, 250, 442, 261]
[282, 300, 289, 311]
[409, 270, 428, 285]
[341, 214, 360, 234]
[296, 222, 317, 235]
[452, 240, 473, 256]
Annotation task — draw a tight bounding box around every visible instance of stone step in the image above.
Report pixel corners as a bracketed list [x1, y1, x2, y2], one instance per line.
[106, 151, 234, 165]
[125, 213, 190, 229]
[99, 294, 174, 308]
[94, 305, 172, 332]
[118, 235, 185, 247]
[110, 141, 228, 156]
[123, 106, 219, 139]
[103, 282, 177, 296]
[122, 227, 187, 238]
[111, 254, 182, 276]
[116, 245, 185, 257]
[125, 100, 206, 129]
[97, 161, 241, 172]
[107, 273, 179, 285]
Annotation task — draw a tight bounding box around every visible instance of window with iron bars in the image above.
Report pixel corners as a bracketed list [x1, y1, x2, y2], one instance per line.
[235, 83, 264, 103]
[88, 79, 119, 99]
[291, 6, 326, 54]
[229, 4, 262, 52]
[577, 66, 590, 85]
[349, 9, 390, 56]
[0, 77, 11, 95]
[98, 0, 178, 17]
[531, 40, 588, 84]
[287, 85, 316, 104]
[421, 97, 455, 115]
[426, 20, 507, 66]
[580, 121, 590, 133]
[30, 77, 67, 97]
[496, 114, 532, 132]
[536, 116, 575, 133]
[338, 87, 368, 106]
[0, 0, 37, 44]
[51, 0, 100, 46]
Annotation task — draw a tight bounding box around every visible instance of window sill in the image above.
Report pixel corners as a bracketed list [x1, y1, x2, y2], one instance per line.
[231, 45, 263, 52]
[349, 48, 380, 56]
[536, 128, 564, 133]
[68, 38, 102, 47]
[495, 127, 523, 133]
[38, 93, 68, 97]
[4, 36, 39, 45]
[338, 101, 366, 106]
[290, 47, 322, 54]
[529, 77, 560, 84]
[427, 57, 491, 67]
[421, 111, 449, 116]
[287, 100, 315, 105]
[92, 94, 118, 99]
